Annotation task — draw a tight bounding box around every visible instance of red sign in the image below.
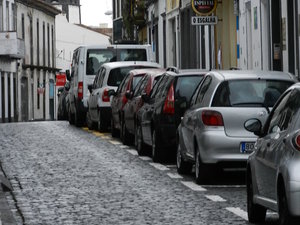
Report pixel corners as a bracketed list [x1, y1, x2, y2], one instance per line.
[56, 73, 66, 86]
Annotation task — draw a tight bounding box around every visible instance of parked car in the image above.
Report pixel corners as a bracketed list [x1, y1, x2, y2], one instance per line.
[245, 83, 300, 225]
[86, 61, 161, 131]
[68, 44, 155, 127]
[176, 70, 296, 184]
[136, 69, 206, 162]
[111, 68, 165, 144]
[57, 82, 70, 120]
[123, 69, 165, 153]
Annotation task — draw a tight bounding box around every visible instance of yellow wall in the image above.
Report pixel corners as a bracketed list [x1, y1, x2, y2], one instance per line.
[215, 1, 237, 69]
[166, 0, 179, 12]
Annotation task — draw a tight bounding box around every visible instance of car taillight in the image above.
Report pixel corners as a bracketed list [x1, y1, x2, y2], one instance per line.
[292, 133, 300, 151]
[102, 88, 110, 102]
[202, 110, 224, 126]
[163, 83, 175, 114]
[78, 82, 83, 100]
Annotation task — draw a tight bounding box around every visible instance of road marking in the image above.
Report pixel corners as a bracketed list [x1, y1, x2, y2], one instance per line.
[149, 163, 170, 171]
[126, 149, 138, 155]
[165, 165, 177, 168]
[93, 132, 104, 137]
[181, 181, 207, 191]
[226, 207, 248, 221]
[205, 195, 226, 202]
[139, 156, 152, 161]
[167, 173, 183, 179]
[109, 140, 122, 145]
[82, 127, 89, 131]
[202, 185, 246, 188]
[119, 145, 130, 149]
[101, 136, 111, 139]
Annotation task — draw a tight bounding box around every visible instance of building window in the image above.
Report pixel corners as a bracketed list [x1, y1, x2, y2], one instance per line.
[37, 78, 40, 110]
[47, 24, 50, 67]
[12, 3, 16, 30]
[0, 1, 3, 31]
[43, 22, 45, 66]
[6, 1, 9, 30]
[21, 14, 24, 39]
[52, 25, 55, 68]
[37, 19, 40, 66]
[30, 18, 33, 65]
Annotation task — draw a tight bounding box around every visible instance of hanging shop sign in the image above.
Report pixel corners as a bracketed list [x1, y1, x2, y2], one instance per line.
[191, 16, 218, 25]
[191, 0, 218, 16]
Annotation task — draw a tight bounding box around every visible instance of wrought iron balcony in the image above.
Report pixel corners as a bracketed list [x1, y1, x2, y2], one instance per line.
[0, 31, 25, 59]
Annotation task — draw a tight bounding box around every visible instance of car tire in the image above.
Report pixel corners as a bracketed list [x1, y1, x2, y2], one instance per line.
[86, 112, 94, 130]
[195, 149, 209, 184]
[278, 182, 298, 225]
[152, 130, 163, 162]
[68, 108, 75, 125]
[98, 110, 107, 132]
[136, 123, 147, 156]
[247, 170, 266, 223]
[111, 118, 119, 138]
[121, 120, 131, 145]
[176, 142, 192, 174]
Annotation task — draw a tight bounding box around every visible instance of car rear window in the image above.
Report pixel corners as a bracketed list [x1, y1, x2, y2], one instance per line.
[175, 76, 204, 103]
[212, 80, 294, 107]
[118, 49, 147, 61]
[107, 66, 155, 87]
[86, 49, 114, 75]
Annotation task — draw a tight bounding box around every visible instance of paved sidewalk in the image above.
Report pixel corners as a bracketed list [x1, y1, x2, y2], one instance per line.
[0, 168, 17, 225]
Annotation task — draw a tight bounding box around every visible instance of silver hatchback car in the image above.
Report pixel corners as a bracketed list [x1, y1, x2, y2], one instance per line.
[176, 70, 296, 184]
[245, 83, 300, 225]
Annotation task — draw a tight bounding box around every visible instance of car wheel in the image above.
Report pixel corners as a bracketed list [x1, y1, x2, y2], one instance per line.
[278, 182, 296, 225]
[176, 142, 192, 174]
[247, 170, 266, 223]
[152, 130, 163, 162]
[195, 149, 209, 184]
[136, 123, 147, 156]
[98, 110, 107, 132]
[68, 108, 75, 125]
[111, 118, 119, 138]
[121, 120, 131, 145]
[86, 112, 94, 130]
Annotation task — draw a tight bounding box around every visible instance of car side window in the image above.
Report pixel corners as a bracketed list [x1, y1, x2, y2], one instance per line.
[150, 75, 166, 98]
[195, 76, 212, 105]
[134, 75, 148, 97]
[97, 68, 106, 88]
[153, 75, 170, 99]
[266, 91, 291, 134]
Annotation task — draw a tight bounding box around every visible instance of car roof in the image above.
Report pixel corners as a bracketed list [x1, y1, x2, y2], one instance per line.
[129, 68, 165, 76]
[165, 68, 208, 77]
[102, 61, 161, 69]
[209, 70, 297, 81]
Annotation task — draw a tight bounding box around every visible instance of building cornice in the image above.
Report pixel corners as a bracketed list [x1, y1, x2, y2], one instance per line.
[16, 0, 61, 17]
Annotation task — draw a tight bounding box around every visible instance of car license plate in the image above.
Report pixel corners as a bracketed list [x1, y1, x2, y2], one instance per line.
[240, 142, 255, 153]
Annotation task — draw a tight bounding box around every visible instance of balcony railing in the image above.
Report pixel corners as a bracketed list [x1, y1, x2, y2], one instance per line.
[0, 31, 25, 59]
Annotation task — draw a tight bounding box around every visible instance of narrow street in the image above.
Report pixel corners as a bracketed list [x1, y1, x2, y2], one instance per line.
[0, 122, 278, 225]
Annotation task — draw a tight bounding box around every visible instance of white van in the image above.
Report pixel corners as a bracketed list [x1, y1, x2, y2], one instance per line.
[67, 44, 154, 126]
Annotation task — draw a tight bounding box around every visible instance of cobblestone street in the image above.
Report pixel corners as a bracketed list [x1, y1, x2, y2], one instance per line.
[0, 122, 277, 225]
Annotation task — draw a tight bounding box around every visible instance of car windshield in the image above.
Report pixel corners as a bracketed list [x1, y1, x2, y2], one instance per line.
[86, 49, 114, 75]
[212, 80, 293, 107]
[107, 66, 154, 87]
[175, 76, 204, 103]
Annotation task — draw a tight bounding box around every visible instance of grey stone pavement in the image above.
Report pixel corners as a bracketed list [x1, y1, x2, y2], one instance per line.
[0, 121, 278, 225]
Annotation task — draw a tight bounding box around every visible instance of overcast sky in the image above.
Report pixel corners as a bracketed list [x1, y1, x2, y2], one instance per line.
[80, 0, 112, 27]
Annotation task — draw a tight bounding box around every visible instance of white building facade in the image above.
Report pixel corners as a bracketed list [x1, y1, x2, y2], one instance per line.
[0, 0, 60, 123]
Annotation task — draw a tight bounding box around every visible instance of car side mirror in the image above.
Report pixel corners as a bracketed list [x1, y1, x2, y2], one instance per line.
[141, 92, 150, 103]
[125, 90, 133, 99]
[66, 70, 71, 81]
[64, 82, 70, 91]
[244, 119, 263, 136]
[108, 89, 116, 97]
[88, 84, 93, 93]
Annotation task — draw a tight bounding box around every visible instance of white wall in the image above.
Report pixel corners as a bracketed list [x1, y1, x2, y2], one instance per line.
[55, 14, 110, 72]
[68, 5, 80, 24]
